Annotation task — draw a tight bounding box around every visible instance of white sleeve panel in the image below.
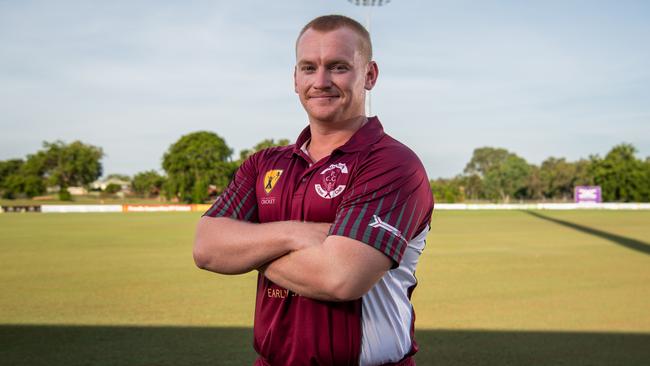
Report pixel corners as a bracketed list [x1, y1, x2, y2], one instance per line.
[359, 226, 428, 366]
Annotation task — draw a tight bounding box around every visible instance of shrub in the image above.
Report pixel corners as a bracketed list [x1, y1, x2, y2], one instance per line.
[104, 183, 122, 194]
[58, 188, 72, 201]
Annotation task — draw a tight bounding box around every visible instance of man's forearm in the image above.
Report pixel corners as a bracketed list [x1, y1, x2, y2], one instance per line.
[193, 216, 328, 275]
[261, 245, 338, 301]
[262, 235, 392, 302]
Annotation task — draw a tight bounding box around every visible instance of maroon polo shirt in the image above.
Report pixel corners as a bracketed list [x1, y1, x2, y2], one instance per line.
[204, 117, 434, 365]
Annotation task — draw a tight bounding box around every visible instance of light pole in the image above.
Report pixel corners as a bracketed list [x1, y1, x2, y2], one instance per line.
[347, 0, 390, 116]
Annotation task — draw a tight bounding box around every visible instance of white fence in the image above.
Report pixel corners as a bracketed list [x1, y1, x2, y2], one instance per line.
[3, 203, 650, 214]
[41, 205, 123, 213]
[124, 205, 192, 212]
[435, 203, 650, 210]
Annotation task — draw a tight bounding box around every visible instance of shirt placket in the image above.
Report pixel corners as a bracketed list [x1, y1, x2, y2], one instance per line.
[290, 153, 331, 221]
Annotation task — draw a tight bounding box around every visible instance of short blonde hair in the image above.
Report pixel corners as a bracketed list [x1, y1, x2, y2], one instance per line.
[296, 15, 372, 61]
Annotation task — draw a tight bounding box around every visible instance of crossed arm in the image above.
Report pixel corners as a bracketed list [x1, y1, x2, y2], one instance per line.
[193, 216, 391, 301]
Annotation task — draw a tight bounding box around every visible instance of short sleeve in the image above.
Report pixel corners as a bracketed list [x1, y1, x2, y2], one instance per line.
[203, 155, 259, 222]
[329, 148, 433, 267]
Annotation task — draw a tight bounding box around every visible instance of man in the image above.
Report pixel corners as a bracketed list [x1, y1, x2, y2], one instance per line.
[194, 15, 434, 366]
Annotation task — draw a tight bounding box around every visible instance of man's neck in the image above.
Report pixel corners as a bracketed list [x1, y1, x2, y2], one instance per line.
[306, 115, 368, 162]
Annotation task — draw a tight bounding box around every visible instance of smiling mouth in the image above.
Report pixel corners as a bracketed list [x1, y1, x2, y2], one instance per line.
[309, 95, 339, 99]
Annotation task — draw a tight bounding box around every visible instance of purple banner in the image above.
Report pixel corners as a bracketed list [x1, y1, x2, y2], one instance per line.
[574, 186, 602, 203]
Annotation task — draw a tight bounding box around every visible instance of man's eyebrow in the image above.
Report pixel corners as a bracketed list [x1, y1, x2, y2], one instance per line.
[326, 59, 352, 66]
[297, 59, 353, 66]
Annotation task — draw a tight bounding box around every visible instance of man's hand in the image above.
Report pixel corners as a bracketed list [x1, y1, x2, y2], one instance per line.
[257, 221, 329, 273]
[292, 222, 331, 250]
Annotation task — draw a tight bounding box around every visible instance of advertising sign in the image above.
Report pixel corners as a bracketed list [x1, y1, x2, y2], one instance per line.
[123, 205, 192, 212]
[574, 186, 602, 203]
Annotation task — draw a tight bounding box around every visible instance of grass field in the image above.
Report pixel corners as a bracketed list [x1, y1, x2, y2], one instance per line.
[1, 210, 649, 365]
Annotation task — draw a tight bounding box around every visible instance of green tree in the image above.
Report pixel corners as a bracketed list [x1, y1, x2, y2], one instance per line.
[0, 159, 23, 182]
[573, 158, 595, 186]
[39, 140, 104, 200]
[238, 138, 291, 162]
[0, 159, 25, 199]
[539, 157, 577, 200]
[458, 174, 484, 201]
[463, 147, 531, 202]
[162, 131, 234, 203]
[463, 147, 511, 177]
[591, 143, 648, 202]
[430, 177, 465, 203]
[1, 155, 48, 199]
[2, 174, 46, 199]
[524, 164, 544, 200]
[132, 170, 166, 198]
[482, 154, 531, 202]
[22, 152, 48, 198]
[104, 183, 122, 194]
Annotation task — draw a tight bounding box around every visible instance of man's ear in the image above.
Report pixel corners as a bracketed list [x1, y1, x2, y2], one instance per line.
[365, 61, 379, 91]
[294, 66, 298, 93]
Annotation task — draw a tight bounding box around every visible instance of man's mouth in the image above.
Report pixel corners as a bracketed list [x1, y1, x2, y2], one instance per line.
[309, 95, 339, 99]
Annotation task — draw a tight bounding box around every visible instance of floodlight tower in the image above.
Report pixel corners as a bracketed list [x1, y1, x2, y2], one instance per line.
[347, 0, 390, 115]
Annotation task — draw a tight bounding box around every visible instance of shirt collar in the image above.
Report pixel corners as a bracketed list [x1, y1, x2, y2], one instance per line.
[292, 116, 385, 156]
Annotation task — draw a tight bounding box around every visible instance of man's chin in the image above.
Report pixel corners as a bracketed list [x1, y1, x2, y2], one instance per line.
[305, 109, 339, 123]
[308, 116, 338, 124]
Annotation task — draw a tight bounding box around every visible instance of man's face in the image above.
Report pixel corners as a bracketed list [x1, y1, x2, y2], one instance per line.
[294, 27, 377, 124]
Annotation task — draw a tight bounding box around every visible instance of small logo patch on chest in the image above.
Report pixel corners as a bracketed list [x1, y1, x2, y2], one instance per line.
[315, 163, 348, 199]
[263, 169, 283, 195]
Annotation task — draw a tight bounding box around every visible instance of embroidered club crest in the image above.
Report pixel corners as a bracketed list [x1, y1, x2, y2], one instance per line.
[263, 169, 283, 194]
[315, 163, 348, 199]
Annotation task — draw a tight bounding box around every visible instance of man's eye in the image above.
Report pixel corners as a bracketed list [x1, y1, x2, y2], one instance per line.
[332, 64, 349, 72]
[301, 65, 316, 72]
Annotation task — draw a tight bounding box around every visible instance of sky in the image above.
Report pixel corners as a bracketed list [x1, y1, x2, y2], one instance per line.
[1, 0, 649, 179]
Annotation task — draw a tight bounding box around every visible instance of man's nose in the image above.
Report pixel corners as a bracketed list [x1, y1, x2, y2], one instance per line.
[313, 68, 332, 89]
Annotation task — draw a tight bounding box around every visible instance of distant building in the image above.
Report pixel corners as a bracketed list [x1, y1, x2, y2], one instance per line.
[46, 186, 88, 195]
[68, 186, 88, 195]
[90, 177, 132, 193]
[43, 178, 132, 196]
